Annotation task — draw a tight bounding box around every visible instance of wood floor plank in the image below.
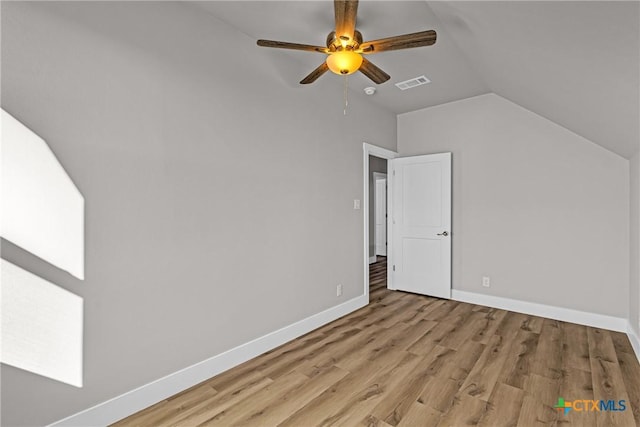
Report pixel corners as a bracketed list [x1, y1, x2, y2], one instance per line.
[498, 329, 539, 389]
[294, 325, 379, 377]
[616, 349, 640, 425]
[370, 320, 437, 361]
[558, 367, 597, 427]
[438, 310, 486, 350]
[516, 396, 558, 427]
[587, 327, 635, 426]
[520, 314, 545, 334]
[404, 299, 441, 326]
[197, 370, 309, 426]
[279, 352, 420, 427]
[405, 325, 440, 356]
[167, 375, 273, 426]
[422, 299, 461, 322]
[516, 373, 561, 426]
[395, 401, 441, 427]
[588, 327, 619, 363]
[590, 357, 636, 426]
[415, 340, 486, 416]
[561, 322, 592, 373]
[444, 339, 487, 382]
[225, 366, 348, 426]
[471, 308, 509, 345]
[369, 345, 458, 425]
[324, 353, 426, 427]
[335, 322, 412, 371]
[114, 258, 640, 427]
[419, 376, 462, 414]
[407, 305, 475, 353]
[477, 382, 525, 426]
[413, 299, 448, 320]
[417, 341, 485, 413]
[359, 415, 395, 427]
[296, 313, 402, 376]
[436, 392, 488, 427]
[531, 319, 564, 380]
[349, 298, 414, 331]
[611, 331, 636, 355]
[377, 297, 437, 328]
[124, 383, 218, 427]
[258, 327, 360, 379]
[494, 311, 530, 338]
[458, 333, 515, 401]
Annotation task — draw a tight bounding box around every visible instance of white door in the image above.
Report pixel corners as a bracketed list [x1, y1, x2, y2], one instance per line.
[375, 178, 387, 256]
[390, 153, 451, 298]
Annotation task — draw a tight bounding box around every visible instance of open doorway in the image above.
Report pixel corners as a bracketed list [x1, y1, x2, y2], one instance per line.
[372, 172, 387, 260]
[363, 143, 397, 301]
[369, 158, 387, 263]
[369, 158, 387, 294]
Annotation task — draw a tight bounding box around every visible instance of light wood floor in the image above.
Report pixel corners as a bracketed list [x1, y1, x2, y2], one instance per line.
[114, 257, 640, 426]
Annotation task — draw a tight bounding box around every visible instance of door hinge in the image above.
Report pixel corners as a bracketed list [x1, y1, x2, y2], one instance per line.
[393, 170, 396, 176]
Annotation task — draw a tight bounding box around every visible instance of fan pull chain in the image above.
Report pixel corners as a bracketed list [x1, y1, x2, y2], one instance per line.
[343, 75, 349, 116]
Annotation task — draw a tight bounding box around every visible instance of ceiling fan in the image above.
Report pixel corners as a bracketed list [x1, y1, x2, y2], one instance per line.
[257, 0, 437, 85]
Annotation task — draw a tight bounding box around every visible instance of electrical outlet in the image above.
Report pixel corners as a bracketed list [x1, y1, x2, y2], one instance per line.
[353, 199, 361, 210]
[337, 284, 343, 296]
[482, 276, 491, 288]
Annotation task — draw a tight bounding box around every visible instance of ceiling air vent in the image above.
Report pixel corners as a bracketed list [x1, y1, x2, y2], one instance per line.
[395, 75, 431, 90]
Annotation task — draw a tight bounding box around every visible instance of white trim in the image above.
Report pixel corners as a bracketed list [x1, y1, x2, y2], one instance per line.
[628, 322, 640, 364]
[369, 256, 377, 264]
[386, 161, 395, 290]
[451, 289, 627, 332]
[364, 143, 398, 160]
[363, 143, 398, 299]
[48, 295, 367, 427]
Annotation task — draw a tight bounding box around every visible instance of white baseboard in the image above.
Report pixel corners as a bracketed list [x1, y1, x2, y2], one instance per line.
[49, 295, 368, 427]
[369, 256, 377, 264]
[451, 289, 627, 333]
[628, 322, 640, 364]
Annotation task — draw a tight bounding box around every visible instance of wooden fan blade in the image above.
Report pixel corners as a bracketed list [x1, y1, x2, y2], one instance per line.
[257, 39, 328, 53]
[360, 30, 437, 53]
[358, 57, 390, 84]
[300, 62, 330, 84]
[334, 0, 359, 42]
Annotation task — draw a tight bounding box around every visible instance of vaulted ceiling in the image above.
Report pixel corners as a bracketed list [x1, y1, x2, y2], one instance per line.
[194, 1, 639, 158]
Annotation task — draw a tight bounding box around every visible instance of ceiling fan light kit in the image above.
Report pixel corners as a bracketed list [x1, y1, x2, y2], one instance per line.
[256, 0, 437, 85]
[326, 50, 363, 75]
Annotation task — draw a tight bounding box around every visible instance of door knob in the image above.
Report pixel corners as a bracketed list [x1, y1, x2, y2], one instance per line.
[437, 231, 449, 236]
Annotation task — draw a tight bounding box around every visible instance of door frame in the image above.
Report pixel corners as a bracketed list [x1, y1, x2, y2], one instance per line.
[363, 143, 398, 301]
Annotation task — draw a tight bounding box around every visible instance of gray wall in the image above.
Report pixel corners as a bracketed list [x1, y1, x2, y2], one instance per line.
[630, 151, 640, 335]
[398, 93, 629, 318]
[0, 2, 397, 425]
[368, 156, 388, 259]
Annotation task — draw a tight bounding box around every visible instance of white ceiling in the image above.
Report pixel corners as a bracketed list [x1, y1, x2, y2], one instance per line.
[193, 1, 639, 158]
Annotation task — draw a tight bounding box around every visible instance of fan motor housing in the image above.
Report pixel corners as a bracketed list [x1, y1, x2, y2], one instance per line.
[326, 30, 363, 51]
